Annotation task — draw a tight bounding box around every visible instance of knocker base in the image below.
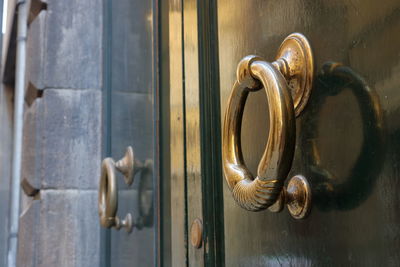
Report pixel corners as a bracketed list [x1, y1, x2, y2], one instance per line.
[268, 175, 312, 219]
[274, 33, 314, 117]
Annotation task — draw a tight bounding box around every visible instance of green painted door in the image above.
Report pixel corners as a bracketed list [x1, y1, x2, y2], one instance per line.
[171, 0, 400, 266]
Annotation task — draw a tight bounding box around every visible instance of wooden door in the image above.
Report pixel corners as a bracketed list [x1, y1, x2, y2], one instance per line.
[218, 1, 400, 265]
[169, 0, 400, 266]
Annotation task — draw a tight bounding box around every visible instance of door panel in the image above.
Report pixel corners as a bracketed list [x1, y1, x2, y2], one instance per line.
[183, 0, 204, 266]
[107, 0, 156, 266]
[169, 0, 187, 265]
[218, 1, 400, 266]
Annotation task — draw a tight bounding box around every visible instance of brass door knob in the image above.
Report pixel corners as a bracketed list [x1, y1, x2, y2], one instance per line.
[98, 146, 142, 232]
[222, 33, 313, 218]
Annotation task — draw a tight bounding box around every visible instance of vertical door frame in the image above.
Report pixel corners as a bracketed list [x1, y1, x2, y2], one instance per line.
[100, 0, 112, 265]
[197, 0, 225, 265]
[169, 0, 225, 266]
[168, 0, 187, 266]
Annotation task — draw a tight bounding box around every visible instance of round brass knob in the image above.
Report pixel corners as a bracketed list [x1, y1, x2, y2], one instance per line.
[190, 218, 203, 249]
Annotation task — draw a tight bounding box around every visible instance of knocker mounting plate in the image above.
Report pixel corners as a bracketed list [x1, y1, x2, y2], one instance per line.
[275, 33, 314, 117]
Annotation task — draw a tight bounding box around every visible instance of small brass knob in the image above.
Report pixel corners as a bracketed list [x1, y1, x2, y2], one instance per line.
[268, 175, 312, 219]
[190, 218, 203, 249]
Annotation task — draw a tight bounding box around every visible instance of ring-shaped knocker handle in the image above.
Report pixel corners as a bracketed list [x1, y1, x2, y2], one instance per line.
[223, 33, 314, 217]
[98, 146, 140, 232]
[99, 158, 118, 228]
[223, 56, 296, 211]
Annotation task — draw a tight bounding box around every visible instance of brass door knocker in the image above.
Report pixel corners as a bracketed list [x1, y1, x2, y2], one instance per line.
[222, 33, 313, 218]
[98, 146, 142, 232]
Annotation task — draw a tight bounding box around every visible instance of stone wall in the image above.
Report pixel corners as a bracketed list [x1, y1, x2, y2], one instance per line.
[17, 1, 104, 266]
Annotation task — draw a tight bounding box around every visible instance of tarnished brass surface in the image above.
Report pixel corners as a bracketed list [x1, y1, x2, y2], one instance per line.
[222, 33, 313, 212]
[98, 146, 142, 233]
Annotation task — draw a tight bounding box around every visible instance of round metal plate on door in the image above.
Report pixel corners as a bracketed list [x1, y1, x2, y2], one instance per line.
[190, 218, 203, 249]
[222, 33, 313, 218]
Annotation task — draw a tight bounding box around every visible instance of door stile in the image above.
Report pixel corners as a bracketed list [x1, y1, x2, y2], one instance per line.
[169, 0, 188, 266]
[182, 0, 205, 266]
[197, 0, 225, 266]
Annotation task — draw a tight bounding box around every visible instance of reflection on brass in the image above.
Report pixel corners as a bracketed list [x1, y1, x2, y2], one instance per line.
[98, 146, 143, 233]
[301, 62, 385, 211]
[223, 33, 314, 213]
[190, 218, 203, 249]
